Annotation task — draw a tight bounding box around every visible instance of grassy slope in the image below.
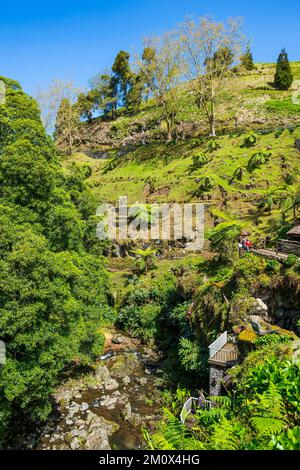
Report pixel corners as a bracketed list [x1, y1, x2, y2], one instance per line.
[63, 62, 300, 239]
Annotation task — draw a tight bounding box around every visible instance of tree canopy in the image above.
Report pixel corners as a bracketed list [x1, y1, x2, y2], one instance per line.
[0, 77, 110, 444]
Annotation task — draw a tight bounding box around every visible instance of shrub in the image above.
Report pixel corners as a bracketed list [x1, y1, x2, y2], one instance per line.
[255, 333, 291, 348]
[241, 133, 257, 148]
[198, 176, 214, 192]
[192, 153, 209, 168]
[207, 140, 220, 152]
[178, 338, 202, 371]
[284, 254, 298, 267]
[231, 166, 243, 181]
[247, 151, 272, 172]
[266, 259, 281, 274]
[284, 173, 296, 185]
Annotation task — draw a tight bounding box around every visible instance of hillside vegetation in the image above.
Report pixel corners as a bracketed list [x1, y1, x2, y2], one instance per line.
[63, 63, 300, 244]
[75, 62, 300, 150]
[1, 16, 300, 451]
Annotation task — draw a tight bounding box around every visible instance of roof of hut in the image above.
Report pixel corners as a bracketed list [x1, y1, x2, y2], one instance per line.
[287, 225, 300, 237]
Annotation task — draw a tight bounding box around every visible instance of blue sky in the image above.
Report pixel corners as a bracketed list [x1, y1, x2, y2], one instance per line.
[1, 0, 299, 95]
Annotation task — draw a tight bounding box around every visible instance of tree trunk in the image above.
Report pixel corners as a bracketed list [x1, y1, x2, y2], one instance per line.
[209, 119, 216, 137]
[209, 99, 216, 137]
[165, 118, 172, 142]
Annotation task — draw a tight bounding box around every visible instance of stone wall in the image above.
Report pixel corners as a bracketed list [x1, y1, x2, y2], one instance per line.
[209, 366, 226, 397]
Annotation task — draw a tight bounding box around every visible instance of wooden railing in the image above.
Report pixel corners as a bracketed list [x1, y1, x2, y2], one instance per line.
[180, 397, 211, 424]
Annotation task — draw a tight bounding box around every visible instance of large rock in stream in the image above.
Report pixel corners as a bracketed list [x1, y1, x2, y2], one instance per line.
[95, 365, 110, 383]
[110, 352, 141, 378]
[85, 412, 120, 450]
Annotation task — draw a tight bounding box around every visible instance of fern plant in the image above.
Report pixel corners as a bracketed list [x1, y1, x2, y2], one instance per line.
[250, 384, 287, 438]
[207, 140, 220, 152]
[247, 151, 272, 172]
[231, 166, 244, 181]
[241, 132, 258, 148]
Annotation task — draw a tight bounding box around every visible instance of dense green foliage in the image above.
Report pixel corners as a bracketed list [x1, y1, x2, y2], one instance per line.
[0, 78, 111, 444]
[1, 20, 300, 453]
[146, 356, 300, 450]
[274, 48, 293, 90]
[117, 260, 207, 387]
[240, 47, 255, 71]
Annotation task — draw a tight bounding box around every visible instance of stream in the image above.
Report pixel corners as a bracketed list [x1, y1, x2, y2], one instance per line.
[10, 329, 163, 450]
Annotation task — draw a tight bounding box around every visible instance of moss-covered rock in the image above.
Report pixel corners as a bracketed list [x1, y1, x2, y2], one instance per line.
[110, 352, 141, 378]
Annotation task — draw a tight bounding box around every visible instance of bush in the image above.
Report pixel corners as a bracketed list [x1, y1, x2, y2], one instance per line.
[241, 133, 257, 148]
[91, 334, 105, 357]
[255, 333, 291, 348]
[198, 176, 214, 192]
[284, 254, 299, 267]
[247, 151, 272, 172]
[266, 259, 281, 274]
[207, 140, 220, 152]
[284, 173, 296, 185]
[192, 154, 209, 168]
[234, 253, 266, 280]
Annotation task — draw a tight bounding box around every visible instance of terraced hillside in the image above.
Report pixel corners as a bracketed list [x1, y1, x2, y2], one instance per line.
[63, 62, 300, 241]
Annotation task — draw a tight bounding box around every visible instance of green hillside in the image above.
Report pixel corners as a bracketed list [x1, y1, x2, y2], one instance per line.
[63, 62, 300, 242]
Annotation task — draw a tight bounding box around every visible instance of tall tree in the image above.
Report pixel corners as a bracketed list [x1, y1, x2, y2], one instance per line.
[139, 32, 181, 141]
[141, 47, 156, 101]
[240, 46, 255, 70]
[76, 91, 96, 121]
[126, 73, 144, 113]
[0, 77, 110, 445]
[179, 16, 244, 136]
[274, 48, 293, 90]
[55, 98, 80, 154]
[111, 50, 132, 109]
[35, 79, 81, 133]
[89, 72, 117, 118]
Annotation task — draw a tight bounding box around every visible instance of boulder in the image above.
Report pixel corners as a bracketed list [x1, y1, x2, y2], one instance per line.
[67, 402, 80, 416]
[70, 437, 80, 450]
[95, 365, 110, 384]
[110, 353, 141, 378]
[104, 378, 119, 391]
[128, 413, 142, 427]
[112, 334, 126, 344]
[251, 298, 269, 320]
[139, 377, 148, 385]
[85, 429, 110, 450]
[85, 412, 119, 450]
[99, 395, 118, 408]
[80, 402, 89, 412]
[121, 402, 132, 421]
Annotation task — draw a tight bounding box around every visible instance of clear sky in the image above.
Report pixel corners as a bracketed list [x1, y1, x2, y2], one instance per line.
[1, 0, 299, 95]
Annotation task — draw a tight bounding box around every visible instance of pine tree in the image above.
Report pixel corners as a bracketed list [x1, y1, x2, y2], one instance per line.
[274, 48, 293, 90]
[240, 47, 255, 70]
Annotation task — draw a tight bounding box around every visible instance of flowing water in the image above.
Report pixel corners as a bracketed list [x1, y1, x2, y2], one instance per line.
[10, 330, 162, 450]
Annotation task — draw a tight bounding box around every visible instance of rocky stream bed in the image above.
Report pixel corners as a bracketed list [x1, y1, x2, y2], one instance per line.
[10, 329, 163, 450]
